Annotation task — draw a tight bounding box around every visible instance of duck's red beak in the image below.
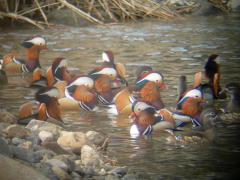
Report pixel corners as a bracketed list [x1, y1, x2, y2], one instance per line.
[160, 83, 168, 89]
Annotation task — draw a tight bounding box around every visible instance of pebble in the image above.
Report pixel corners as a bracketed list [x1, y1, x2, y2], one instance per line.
[38, 131, 54, 143]
[3, 124, 30, 138]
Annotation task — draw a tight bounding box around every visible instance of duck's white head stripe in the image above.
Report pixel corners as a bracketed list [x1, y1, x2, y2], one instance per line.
[54, 59, 68, 73]
[102, 52, 110, 62]
[39, 88, 59, 97]
[137, 72, 162, 84]
[92, 67, 117, 77]
[183, 89, 202, 99]
[26, 37, 46, 46]
[70, 76, 94, 88]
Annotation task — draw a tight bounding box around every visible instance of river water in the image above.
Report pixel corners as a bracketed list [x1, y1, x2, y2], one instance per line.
[1, 14, 240, 179]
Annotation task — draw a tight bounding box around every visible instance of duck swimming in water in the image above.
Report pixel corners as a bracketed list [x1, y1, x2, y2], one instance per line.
[18, 86, 62, 125]
[129, 101, 177, 137]
[101, 50, 128, 86]
[110, 69, 167, 115]
[2, 35, 46, 74]
[193, 54, 226, 99]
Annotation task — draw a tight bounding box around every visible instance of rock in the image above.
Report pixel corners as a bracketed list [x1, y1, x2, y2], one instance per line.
[0, 137, 12, 156]
[11, 137, 25, 145]
[71, 171, 81, 180]
[35, 149, 56, 161]
[122, 174, 139, 180]
[81, 145, 103, 168]
[45, 159, 69, 172]
[74, 165, 98, 176]
[0, 154, 50, 180]
[86, 131, 106, 146]
[18, 140, 32, 149]
[3, 124, 30, 138]
[26, 120, 63, 136]
[42, 141, 71, 154]
[109, 167, 128, 176]
[0, 109, 17, 123]
[57, 131, 87, 154]
[105, 175, 121, 180]
[39, 131, 54, 143]
[51, 166, 71, 180]
[10, 145, 42, 163]
[0, 122, 10, 135]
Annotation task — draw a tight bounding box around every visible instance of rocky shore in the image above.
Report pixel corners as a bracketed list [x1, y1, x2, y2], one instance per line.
[0, 109, 142, 180]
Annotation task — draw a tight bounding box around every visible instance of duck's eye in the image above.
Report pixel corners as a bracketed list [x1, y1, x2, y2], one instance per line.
[156, 80, 159, 82]
[195, 95, 199, 98]
[138, 108, 141, 111]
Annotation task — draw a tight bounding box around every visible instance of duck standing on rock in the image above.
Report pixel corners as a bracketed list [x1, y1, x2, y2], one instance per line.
[193, 54, 226, 99]
[18, 86, 62, 125]
[2, 35, 47, 74]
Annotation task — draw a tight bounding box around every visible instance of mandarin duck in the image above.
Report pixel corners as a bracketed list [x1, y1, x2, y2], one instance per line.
[58, 75, 98, 111]
[174, 86, 206, 127]
[110, 70, 167, 115]
[193, 54, 226, 99]
[46, 57, 72, 86]
[135, 65, 153, 80]
[101, 50, 128, 86]
[2, 35, 46, 74]
[18, 87, 62, 125]
[224, 82, 240, 113]
[89, 65, 118, 105]
[28, 67, 47, 87]
[129, 101, 177, 137]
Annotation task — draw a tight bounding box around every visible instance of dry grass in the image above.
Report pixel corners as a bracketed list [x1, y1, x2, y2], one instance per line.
[0, 0, 200, 29]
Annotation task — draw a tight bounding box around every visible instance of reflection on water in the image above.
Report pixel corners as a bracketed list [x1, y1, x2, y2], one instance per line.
[1, 14, 240, 179]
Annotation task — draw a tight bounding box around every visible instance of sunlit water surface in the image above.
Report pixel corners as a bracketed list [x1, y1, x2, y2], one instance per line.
[1, 14, 240, 179]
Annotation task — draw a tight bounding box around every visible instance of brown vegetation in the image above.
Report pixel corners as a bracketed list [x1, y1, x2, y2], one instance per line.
[0, 0, 228, 29]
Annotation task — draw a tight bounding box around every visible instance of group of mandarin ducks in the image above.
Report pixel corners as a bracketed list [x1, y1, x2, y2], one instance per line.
[0, 35, 239, 138]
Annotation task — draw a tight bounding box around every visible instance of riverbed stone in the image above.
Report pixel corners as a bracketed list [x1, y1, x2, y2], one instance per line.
[3, 124, 30, 138]
[26, 119, 63, 136]
[57, 131, 88, 154]
[0, 154, 50, 180]
[45, 159, 69, 172]
[109, 166, 128, 176]
[51, 166, 71, 180]
[39, 130, 54, 143]
[0, 137, 12, 156]
[81, 145, 103, 168]
[10, 145, 42, 163]
[18, 140, 32, 149]
[42, 141, 71, 154]
[0, 109, 17, 123]
[74, 165, 98, 176]
[86, 130, 106, 146]
[0, 122, 10, 135]
[11, 137, 25, 145]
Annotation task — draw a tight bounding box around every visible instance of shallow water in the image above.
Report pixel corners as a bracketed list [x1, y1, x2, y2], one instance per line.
[1, 14, 240, 179]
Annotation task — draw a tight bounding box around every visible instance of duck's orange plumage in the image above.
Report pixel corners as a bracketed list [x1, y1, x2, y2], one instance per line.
[140, 81, 161, 103]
